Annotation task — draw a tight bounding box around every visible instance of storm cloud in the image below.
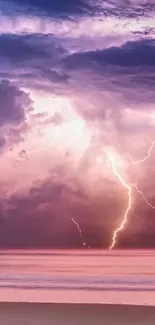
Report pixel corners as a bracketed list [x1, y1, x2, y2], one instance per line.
[0, 0, 155, 248]
[0, 79, 33, 150]
[1, 0, 155, 18]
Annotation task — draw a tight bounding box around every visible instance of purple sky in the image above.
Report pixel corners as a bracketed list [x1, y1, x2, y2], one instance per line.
[0, 0, 155, 248]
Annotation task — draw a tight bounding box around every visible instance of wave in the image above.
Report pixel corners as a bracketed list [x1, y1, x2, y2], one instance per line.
[0, 274, 155, 292]
[1, 274, 155, 284]
[0, 283, 155, 291]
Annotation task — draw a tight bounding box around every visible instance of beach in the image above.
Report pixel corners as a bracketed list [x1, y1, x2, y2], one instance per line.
[1, 249, 155, 324]
[0, 302, 155, 325]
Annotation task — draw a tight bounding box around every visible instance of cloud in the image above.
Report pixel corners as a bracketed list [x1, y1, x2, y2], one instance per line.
[1, 0, 102, 19]
[100, 0, 155, 18]
[0, 32, 154, 100]
[0, 136, 5, 150]
[0, 36, 154, 154]
[44, 112, 64, 125]
[0, 79, 33, 149]
[1, 0, 155, 19]
[0, 160, 155, 248]
[0, 79, 32, 125]
[0, 170, 122, 247]
[0, 33, 65, 66]
[0, 34, 69, 90]
[62, 38, 155, 108]
[0, 0, 155, 249]
[64, 38, 155, 70]
[30, 111, 64, 126]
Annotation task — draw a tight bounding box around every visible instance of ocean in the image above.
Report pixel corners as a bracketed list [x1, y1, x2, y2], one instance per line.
[0, 250, 155, 305]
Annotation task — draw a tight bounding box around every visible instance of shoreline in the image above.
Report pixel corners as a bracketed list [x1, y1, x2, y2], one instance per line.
[0, 301, 155, 306]
[1, 288, 155, 305]
[0, 302, 155, 325]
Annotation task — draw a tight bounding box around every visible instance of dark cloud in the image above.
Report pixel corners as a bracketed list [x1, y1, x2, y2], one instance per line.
[62, 38, 155, 106]
[0, 170, 155, 248]
[0, 34, 68, 88]
[1, 0, 155, 19]
[0, 0, 101, 19]
[1, 34, 154, 102]
[0, 79, 32, 126]
[0, 172, 121, 248]
[64, 39, 155, 69]
[0, 136, 5, 149]
[100, 0, 155, 18]
[0, 34, 65, 64]
[132, 27, 155, 36]
[0, 79, 32, 149]
[39, 69, 69, 83]
[0, 34, 50, 63]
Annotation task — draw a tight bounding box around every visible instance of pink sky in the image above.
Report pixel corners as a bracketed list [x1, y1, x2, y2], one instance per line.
[0, 0, 155, 248]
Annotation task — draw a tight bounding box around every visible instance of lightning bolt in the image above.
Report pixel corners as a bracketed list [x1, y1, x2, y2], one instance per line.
[127, 138, 155, 165]
[108, 137, 155, 250]
[108, 155, 132, 250]
[71, 217, 87, 247]
[19, 126, 60, 160]
[133, 185, 155, 209]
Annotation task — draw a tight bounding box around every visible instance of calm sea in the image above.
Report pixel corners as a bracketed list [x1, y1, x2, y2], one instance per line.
[0, 250, 155, 305]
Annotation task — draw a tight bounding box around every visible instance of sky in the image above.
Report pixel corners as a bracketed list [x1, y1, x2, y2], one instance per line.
[0, 0, 155, 248]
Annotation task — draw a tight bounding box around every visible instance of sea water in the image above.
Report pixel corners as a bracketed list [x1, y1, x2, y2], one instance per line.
[0, 250, 155, 305]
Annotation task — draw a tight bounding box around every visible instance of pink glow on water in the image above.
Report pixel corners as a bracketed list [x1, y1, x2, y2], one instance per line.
[0, 250, 155, 305]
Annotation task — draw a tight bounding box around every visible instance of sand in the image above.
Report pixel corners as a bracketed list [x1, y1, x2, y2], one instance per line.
[0, 302, 155, 325]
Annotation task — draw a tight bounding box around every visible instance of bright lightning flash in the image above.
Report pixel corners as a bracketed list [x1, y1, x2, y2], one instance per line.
[108, 137, 155, 250]
[108, 155, 132, 250]
[71, 217, 87, 247]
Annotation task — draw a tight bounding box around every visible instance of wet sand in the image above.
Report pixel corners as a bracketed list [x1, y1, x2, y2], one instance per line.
[0, 302, 155, 325]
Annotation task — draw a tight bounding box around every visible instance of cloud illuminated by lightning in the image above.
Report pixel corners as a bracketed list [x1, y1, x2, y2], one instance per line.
[71, 217, 87, 247]
[10, 94, 155, 250]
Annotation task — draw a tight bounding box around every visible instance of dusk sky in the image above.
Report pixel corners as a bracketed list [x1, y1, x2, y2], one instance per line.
[0, 0, 155, 248]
